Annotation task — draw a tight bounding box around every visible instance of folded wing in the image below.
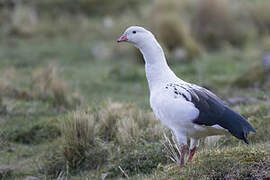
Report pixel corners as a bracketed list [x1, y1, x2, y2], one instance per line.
[173, 83, 255, 144]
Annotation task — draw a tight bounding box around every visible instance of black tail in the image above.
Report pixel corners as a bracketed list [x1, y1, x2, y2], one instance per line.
[219, 106, 256, 144]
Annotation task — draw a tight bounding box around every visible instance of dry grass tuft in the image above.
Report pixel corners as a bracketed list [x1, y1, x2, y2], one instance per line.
[8, 4, 38, 36]
[192, 0, 251, 49]
[62, 109, 107, 169]
[153, 13, 200, 60]
[39, 142, 68, 179]
[0, 68, 19, 97]
[31, 62, 81, 109]
[95, 100, 163, 144]
[116, 107, 163, 145]
[0, 64, 81, 110]
[0, 67, 31, 101]
[248, 0, 270, 35]
[150, 0, 200, 60]
[55, 100, 165, 176]
[96, 101, 124, 140]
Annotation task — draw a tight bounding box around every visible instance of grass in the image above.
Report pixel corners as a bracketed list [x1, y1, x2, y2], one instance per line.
[0, 43, 269, 179]
[42, 101, 166, 178]
[0, 33, 269, 179]
[0, 0, 270, 179]
[147, 144, 270, 179]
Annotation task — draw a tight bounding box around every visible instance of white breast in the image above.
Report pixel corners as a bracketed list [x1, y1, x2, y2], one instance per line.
[150, 86, 199, 130]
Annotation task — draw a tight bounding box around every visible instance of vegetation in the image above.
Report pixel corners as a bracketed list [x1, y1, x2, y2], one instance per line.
[0, 0, 270, 179]
[147, 145, 270, 179]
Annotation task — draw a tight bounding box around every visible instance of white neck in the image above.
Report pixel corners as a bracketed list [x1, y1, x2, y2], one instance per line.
[138, 38, 178, 90]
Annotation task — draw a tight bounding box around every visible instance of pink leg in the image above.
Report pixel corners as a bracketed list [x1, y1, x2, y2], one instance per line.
[188, 147, 196, 162]
[179, 144, 188, 168]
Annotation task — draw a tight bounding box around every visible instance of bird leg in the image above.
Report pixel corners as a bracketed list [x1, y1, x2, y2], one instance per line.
[188, 146, 196, 162]
[179, 144, 188, 168]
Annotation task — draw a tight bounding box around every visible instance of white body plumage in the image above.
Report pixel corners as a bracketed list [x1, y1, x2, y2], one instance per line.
[117, 26, 255, 162]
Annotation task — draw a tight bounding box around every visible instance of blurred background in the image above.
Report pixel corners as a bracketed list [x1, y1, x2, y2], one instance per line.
[0, 0, 270, 179]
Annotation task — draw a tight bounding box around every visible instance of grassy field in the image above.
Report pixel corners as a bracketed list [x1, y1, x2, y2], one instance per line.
[0, 0, 270, 179]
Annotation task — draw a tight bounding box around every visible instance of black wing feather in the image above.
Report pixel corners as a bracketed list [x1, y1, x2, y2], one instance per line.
[187, 85, 255, 144]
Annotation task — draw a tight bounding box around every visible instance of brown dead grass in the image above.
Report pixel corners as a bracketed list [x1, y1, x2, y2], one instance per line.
[149, 0, 200, 60]
[31, 62, 81, 109]
[51, 100, 165, 176]
[192, 0, 251, 49]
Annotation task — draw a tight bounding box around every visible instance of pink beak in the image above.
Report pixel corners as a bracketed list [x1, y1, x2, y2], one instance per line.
[117, 35, 128, 42]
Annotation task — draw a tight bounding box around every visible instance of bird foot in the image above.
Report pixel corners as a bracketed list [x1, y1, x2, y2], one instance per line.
[188, 147, 196, 162]
[178, 144, 188, 171]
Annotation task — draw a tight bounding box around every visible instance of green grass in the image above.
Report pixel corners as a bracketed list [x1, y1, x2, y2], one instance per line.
[146, 144, 270, 179]
[0, 35, 269, 179]
[0, 5, 270, 179]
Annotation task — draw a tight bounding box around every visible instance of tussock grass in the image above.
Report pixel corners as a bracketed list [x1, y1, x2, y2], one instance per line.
[0, 67, 24, 99]
[154, 13, 200, 60]
[61, 109, 107, 170]
[248, 0, 270, 34]
[39, 142, 67, 178]
[44, 100, 166, 178]
[0, 64, 81, 109]
[192, 0, 252, 49]
[150, 0, 200, 60]
[41, 95, 270, 178]
[9, 4, 38, 37]
[94, 100, 163, 144]
[148, 0, 267, 51]
[31, 62, 81, 109]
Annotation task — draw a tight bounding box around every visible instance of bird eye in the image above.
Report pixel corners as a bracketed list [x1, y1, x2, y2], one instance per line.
[132, 31, 136, 34]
